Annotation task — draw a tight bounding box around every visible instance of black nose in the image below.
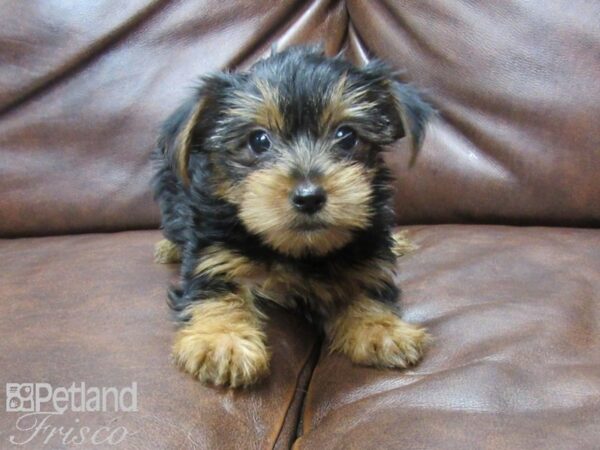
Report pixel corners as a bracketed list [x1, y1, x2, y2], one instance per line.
[291, 183, 327, 214]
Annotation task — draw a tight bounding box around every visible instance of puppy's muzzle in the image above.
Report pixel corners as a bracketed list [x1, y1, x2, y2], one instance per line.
[291, 181, 327, 215]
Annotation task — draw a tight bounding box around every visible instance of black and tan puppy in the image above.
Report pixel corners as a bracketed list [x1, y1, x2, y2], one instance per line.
[152, 46, 432, 387]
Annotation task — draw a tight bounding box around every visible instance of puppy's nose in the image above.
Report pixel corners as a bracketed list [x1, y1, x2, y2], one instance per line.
[291, 182, 327, 214]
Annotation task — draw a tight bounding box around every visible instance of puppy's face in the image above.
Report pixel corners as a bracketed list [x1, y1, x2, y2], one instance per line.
[163, 47, 431, 257]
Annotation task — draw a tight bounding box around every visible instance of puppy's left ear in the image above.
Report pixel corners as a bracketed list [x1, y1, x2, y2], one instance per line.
[366, 61, 435, 164]
[159, 74, 233, 184]
[159, 96, 207, 185]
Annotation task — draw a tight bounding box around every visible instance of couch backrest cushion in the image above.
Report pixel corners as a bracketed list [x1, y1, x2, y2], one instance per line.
[1, 0, 598, 237]
[350, 0, 600, 227]
[0, 0, 346, 237]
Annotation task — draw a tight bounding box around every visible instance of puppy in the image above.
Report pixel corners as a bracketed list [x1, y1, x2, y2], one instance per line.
[152, 46, 432, 387]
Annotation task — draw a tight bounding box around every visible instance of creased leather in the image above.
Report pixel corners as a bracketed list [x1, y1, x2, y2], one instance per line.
[2, 0, 599, 237]
[0, 0, 346, 237]
[348, 0, 600, 227]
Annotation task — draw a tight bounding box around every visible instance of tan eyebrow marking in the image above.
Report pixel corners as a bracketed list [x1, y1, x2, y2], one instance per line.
[226, 79, 284, 132]
[320, 73, 378, 131]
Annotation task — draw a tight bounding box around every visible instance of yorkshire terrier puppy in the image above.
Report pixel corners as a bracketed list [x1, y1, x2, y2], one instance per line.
[152, 46, 432, 388]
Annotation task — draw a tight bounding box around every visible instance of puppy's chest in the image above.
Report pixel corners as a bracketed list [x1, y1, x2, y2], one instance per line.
[237, 262, 348, 313]
[195, 245, 363, 313]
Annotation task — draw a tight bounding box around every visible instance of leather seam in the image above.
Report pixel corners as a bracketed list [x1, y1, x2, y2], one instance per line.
[271, 336, 322, 450]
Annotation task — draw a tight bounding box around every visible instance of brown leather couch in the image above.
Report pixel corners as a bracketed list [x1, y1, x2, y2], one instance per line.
[1, 1, 599, 449]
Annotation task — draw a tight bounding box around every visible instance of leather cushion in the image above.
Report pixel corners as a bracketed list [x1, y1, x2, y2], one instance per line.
[295, 225, 600, 449]
[348, 0, 600, 226]
[0, 230, 317, 449]
[2, 1, 600, 237]
[0, 0, 346, 237]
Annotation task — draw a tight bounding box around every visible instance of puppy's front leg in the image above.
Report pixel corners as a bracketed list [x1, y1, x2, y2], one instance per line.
[173, 290, 270, 388]
[326, 294, 429, 368]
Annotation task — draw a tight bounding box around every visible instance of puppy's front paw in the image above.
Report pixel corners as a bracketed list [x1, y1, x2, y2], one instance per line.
[173, 324, 270, 388]
[328, 299, 429, 369]
[344, 318, 428, 368]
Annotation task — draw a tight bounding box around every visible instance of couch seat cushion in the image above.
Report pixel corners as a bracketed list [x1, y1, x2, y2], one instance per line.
[296, 225, 600, 450]
[0, 230, 317, 449]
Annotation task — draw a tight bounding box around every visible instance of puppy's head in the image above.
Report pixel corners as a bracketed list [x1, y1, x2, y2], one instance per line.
[162, 46, 433, 257]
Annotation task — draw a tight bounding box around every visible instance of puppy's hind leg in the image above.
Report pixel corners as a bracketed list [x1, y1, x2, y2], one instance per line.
[391, 229, 417, 257]
[154, 238, 182, 264]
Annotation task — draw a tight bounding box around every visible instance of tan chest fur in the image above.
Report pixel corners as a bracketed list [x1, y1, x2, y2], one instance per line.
[194, 244, 397, 316]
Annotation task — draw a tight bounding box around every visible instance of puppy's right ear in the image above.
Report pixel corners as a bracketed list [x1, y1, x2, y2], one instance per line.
[363, 61, 435, 165]
[158, 74, 232, 185]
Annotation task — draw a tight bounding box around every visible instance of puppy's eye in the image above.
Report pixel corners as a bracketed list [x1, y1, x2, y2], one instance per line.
[335, 126, 358, 150]
[248, 130, 271, 154]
